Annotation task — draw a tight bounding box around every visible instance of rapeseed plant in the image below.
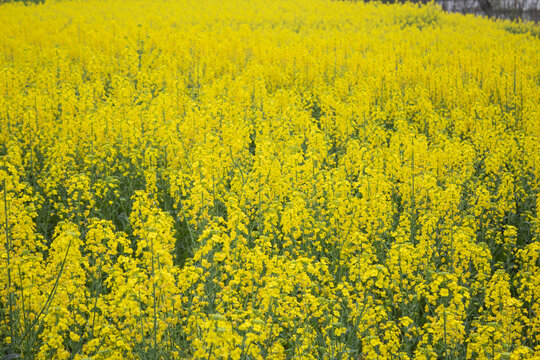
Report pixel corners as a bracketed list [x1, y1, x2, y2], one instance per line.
[0, 0, 539, 358]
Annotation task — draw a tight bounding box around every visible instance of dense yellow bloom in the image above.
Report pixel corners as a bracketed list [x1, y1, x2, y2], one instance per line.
[0, 0, 539, 358]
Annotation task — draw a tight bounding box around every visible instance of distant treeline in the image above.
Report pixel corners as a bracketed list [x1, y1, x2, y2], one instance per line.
[346, 0, 540, 21]
[436, 0, 539, 21]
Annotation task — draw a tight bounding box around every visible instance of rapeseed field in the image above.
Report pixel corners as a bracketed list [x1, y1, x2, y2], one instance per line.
[0, 0, 539, 359]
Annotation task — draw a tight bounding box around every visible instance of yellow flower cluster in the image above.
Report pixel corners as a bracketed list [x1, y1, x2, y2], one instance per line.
[0, 0, 539, 358]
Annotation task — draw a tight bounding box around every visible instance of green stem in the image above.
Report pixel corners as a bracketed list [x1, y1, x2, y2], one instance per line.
[4, 179, 15, 350]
